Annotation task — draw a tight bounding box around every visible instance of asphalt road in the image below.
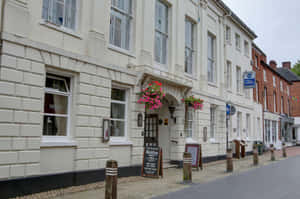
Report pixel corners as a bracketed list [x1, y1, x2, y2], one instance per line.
[153, 156, 300, 199]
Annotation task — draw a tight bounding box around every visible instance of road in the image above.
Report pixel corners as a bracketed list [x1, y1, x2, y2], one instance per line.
[153, 156, 300, 199]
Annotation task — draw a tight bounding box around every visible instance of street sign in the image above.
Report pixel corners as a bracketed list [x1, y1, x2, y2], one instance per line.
[226, 104, 236, 116]
[226, 104, 231, 115]
[244, 71, 256, 89]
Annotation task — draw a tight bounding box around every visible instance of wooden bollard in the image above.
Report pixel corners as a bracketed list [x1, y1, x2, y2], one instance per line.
[226, 148, 233, 172]
[270, 144, 275, 161]
[183, 152, 192, 184]
[253, 144, 259, 166]
[105, 160, 118, 199]
[282, 143, 287, 158]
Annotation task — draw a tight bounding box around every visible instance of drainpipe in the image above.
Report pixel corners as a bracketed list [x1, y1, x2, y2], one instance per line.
[0, 0, 7, 67]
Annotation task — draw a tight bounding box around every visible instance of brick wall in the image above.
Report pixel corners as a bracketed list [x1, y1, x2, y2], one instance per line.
[291, 82, 300, 117]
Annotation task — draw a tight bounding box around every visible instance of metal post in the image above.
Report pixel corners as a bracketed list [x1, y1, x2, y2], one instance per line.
[253, 144, 259, 166]
[226, 148, 233, 172]
[282, 142, 287, 158]
[105, 160, 118, 199]
[270, 144, 275, 161]
[183, 152, 192, 184]
[226, 114, 229, 151]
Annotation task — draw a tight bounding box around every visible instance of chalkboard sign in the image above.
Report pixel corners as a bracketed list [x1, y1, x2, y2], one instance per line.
[141, 146, 163, 178]
[185, 144, 203, 170]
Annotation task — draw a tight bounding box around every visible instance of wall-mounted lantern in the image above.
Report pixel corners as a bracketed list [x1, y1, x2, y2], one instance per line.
[137, 113, 143, 127]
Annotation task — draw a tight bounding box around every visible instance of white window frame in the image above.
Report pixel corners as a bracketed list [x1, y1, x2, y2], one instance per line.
[236, 66, 242, 93]
[246, 113, 250, 138]
[263, 70, 267, 82]
[235, 33, 241, 50]
[255, 55, 259, 68]
[207, 33, 216, 83]
[43, 74, 72, 142]
[226, 61, 232, 90]
[154, 0, 169, 67]
[287, 87, 290, 96]
[109, 0, 133, 51]
[280, 81, 283, 91]
[110, 86, 128, 141]
[225, 25, 231, 43]
[273, 76, 276, 87]
[273, 92, 277, 112]
[186, 107, 194, 138]
[185, 18, 195, 75]
[244, 40, 249, 56]
[264, 87, 268, 111]
[210, 105, 216, 139]
[42, 0, 78, 31]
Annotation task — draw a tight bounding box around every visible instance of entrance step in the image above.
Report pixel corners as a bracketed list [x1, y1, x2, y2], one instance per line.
[163, 162, 177, 169]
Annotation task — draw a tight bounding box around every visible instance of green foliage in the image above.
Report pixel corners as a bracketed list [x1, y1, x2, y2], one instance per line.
[292, 60, 300, 77]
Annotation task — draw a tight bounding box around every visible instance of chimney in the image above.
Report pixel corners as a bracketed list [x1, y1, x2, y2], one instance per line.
[269, 60, 277, 69]
[282, 61, 291, 70]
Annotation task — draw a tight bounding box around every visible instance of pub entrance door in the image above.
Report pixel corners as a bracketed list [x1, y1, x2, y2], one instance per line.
[144, 114, 159, 147]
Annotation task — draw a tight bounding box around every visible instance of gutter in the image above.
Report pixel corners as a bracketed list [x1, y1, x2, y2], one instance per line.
[0, 0, 7, 67]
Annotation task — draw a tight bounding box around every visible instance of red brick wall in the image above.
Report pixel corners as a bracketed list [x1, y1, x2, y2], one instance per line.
[291, 82, 300, 117]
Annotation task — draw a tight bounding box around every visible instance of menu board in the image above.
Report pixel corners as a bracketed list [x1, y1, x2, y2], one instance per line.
[185, 144, 202, 169]
[141, 147, 163, 178]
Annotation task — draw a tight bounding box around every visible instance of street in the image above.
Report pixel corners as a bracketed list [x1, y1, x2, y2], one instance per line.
[154, 155, 300, 199]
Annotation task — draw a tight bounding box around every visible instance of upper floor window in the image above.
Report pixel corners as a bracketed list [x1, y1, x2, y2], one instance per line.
[43, 74, 71, 136]
[155, 0, 168, 65]
[236, 66, 242, 93]
[110, 0, 133, 50]
[185, 19, 194, 75]
[280, 81, 283, 91]
[111, 88, 128, 137]
[225, 61, 232, 90]
[225, 26, 231, 43]
[273, 76, 276, 87]
[244, 40, 249, 56]
[235, 33, 241, 50]
[207, 33, 216, 83]
[287, 87, 290, 96]
[264, 87, 268, 110]
[263, 70, 267, 82]
[281, 96, 284, 113]
[237, 111, 242, 137]
[255, 55, 259, 68]
[273, 92, 277, 112]
[255, 81, 259, 102]
[42, 0, 77, 30]
[246, 113, 251, 137]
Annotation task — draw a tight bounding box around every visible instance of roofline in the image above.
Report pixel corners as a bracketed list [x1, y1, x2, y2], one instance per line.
[260, 61, 293, 84]
[213, 0, 257, 39]
[252, 43, 266, 56]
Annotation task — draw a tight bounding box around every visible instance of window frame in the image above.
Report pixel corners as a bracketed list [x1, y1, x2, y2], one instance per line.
[264, 87, 268, 111]
[263, 70, 267, 82]
[185, 107, 194, 138]
[184, 18, 195, 75]
[154, 0, 169, 67]
[255, 81, 259, 102]
[237, 111, 242, 137]
[210, 105, 216, 139]
[43, 73, 72, 140]
[225, 25, 231, 43]
[244, 40, 249, 56]
[226, 60, 232, 90]
[236, 66, 242, 93]
[42, 0, 78, 31]
[109, 0, 133, 51]
[273, 76, 276, 87]
[110, 86, 129, 141]
[235, 33, 241, 50]
[273, 92, 277, 112]
[246, 113, 251, 138]
[207, 33, 216, 83]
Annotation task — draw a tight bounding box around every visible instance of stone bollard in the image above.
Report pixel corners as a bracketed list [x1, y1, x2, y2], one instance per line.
[105, 160, 118, 199]
[226, 148, 233, 172]
[253, 144, 259, 166]
[270, 144, 275, 161]
[282, 142, 287, 158]
[183, 152, 192, 184]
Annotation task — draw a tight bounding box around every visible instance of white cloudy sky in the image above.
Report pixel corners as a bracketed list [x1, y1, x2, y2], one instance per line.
[222, 0, 300, 67]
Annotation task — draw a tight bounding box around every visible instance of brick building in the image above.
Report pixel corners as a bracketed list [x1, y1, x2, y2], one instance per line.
[252, 44, 293, 148]
[276, 62, 300, 144]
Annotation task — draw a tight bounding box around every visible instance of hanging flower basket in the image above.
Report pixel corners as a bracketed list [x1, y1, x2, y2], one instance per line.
[182, 96, 204, 110]
[138, 81, 165, 110]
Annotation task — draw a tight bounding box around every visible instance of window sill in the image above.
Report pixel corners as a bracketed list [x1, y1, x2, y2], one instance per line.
[109, 139, 133, 146]
[41, 138, 77, 148]
[39, 21, 83, 39]
[185, 137, 198, 144]
[108, 45, 136, 58]
[209, 138, 219, 144]
[208, 82, 218, 88]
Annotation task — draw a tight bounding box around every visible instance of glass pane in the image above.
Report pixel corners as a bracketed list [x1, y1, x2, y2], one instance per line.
[42, 0, 50, 20]
[43, 116, 67, 136]
[111, 88, 126, 101]
[161, 35, 167, 64]
[155, 33, 161, 63]
[44, 93, 68, 114]
[111, 103, 125, 119]
[110, 120, 125, 136]
[114, 15, 122, 47]
[54, 0, 64, 25]
[46, 75, 70, 92]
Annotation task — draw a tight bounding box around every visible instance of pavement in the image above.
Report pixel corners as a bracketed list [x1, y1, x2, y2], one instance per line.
[15, 146, 300, 199]
[154, 155, 300, 199]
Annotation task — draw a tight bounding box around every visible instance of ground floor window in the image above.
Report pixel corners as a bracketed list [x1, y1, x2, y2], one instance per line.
[43, 73, 71, 136]
[210, 105, 216, 138]
[110, 87, 127, 137]
[185, 107, 194, 138]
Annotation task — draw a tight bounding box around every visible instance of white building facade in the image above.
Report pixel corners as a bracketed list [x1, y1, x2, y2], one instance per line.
[0, 0, 263, 196]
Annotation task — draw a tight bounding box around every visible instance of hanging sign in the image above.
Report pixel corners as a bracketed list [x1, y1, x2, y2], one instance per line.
[243, 71, 256, 89]
[141, 146, 163, 178]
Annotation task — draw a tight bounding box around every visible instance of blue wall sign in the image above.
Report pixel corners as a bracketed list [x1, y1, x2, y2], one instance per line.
[244, 71, 256, 89]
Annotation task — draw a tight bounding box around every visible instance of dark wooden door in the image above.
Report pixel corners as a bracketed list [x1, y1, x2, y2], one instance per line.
[144, 114, 159, 147]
